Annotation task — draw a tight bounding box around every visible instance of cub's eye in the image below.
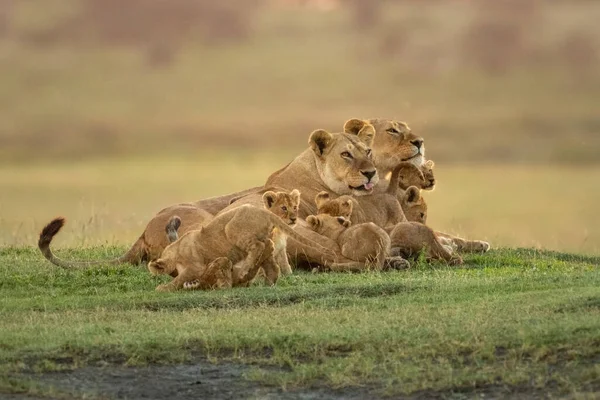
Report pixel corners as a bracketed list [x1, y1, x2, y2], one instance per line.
[341, 151, 353, 159]
[387, 128, 399, 134]
[293, 206, 298, 211]
[281, 206, 287, 212]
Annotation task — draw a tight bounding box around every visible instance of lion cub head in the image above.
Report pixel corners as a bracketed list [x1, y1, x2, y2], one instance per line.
[262, 189, 300, 225]
[401, 186, 428, 224]
[314, 191, 353, 219]
[310, 119, 379, 196]
[306, 214, 351, 241]
[364, 119, 425, 173]
[421, 160, 436, 190]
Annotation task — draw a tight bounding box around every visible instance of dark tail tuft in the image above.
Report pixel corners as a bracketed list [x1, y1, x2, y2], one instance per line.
[38, 217, 66, 250]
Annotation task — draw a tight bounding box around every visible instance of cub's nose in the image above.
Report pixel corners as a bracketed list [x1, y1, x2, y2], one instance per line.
[290, 217, 297, 224]
[361, 170, 376, 181]
[411, 139, 423, 149]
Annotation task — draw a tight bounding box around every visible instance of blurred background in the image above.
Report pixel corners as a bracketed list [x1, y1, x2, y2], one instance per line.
[0, 0, 598, 254]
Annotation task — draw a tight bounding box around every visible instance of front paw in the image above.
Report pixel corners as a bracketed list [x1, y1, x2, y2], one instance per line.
[183, 280, 201, 290]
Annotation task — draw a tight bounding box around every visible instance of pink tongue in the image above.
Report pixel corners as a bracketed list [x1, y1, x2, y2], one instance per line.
[364, 182, 374, 190]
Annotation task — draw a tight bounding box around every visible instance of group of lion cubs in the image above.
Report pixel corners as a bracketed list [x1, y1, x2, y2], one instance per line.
[38, 118, 490, 292]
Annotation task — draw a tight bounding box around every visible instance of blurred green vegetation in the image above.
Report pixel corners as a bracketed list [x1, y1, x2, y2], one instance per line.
[0, 0, 599, 163]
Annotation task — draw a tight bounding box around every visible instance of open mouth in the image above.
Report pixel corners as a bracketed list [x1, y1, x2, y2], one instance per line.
[349, 182, 375, 191]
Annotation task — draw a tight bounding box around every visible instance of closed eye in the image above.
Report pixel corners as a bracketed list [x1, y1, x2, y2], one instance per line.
[341, 151, 353, 159]
[386, 128, 399, 134]
[366, 149, 372, 157]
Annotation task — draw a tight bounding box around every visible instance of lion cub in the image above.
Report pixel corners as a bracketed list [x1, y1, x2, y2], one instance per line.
[306, 214, 392, 271]
[148, 191, 326, 291]
[262, 189, 300, 276]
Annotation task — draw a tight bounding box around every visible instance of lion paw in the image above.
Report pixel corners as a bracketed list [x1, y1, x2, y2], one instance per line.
[385, 256, 410, 270]
[183, 280, 201, 290]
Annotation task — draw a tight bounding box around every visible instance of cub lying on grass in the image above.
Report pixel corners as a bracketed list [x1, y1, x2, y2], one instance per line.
[314, 187, 459, 265]
[305, 213, 399, 270]
[148, 192, 331, 291]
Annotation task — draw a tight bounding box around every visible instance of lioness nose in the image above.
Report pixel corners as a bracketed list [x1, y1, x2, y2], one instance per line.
[411, 139, 423, 149]
[361, 170, 376, 180]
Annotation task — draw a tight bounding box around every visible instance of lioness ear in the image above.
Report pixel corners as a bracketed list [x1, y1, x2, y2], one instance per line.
[405, 186, 421, 204]
[262, 191, 277, 209]
[309, 129, 333, 157]
[343, 119, 375, 147]
[166, 216, 181, 243]
[343, 118, 366, 135]
[306, 215, 320, 230]
[314, 191, 330, 208]
[290, 189, 300, 204]
[424, 160, 435, 169]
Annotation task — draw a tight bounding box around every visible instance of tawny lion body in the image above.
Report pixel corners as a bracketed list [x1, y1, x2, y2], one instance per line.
[148, 204, 334, 291]
[306, 214, 399, 271]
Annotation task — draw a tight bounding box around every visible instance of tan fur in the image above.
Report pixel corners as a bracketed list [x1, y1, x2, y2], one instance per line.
[421, 160, 436, 190]
[387, 222, 463, 265]
[314, 161, 418, 229]
[262, 189, 301, 277]
[148, 204, 334, 291]
[401, 186, 428, 225]
[219, 121, 383, 272]
[362, 118, 426, 192]
[305, 214, 405, 270]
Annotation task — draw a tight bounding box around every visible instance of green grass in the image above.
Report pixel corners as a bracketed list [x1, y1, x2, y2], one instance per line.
[1, 246, 599, 397]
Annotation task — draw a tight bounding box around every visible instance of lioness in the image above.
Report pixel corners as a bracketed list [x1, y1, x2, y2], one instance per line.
[147, 204, 333, 291]
[218, 121, 393, 271]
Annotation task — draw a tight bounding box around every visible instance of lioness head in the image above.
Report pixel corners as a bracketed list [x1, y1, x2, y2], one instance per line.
[401, 186, 428, 224]
[364, 119, 425, 173]
[314, 191, 353, 219]
[306, 214, 351, 241]
[310, 119, 379, 196]
[262, 189, 300, 225]
[421, 160, 436, 190]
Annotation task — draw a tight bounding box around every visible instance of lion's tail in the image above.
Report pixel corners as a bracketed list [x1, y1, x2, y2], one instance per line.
[38, 217, 147, 269]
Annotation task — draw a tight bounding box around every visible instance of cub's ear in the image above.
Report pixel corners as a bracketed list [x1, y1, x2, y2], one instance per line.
[306, 215, 320, 230]
[343, 118, 375, 147]
[336, 216, 351, 228]
[290, 189, 301, 203]
[309, 129, 333, 157]
[314, 191, 330, 209]
[262, 191, 277, 209]
[424, 160, 435, 169]
[404, 186, 421, 204]
[342, 199, 353, 216]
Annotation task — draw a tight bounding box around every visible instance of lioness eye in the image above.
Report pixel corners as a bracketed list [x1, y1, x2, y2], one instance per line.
[366, 149, 372, 157]
[341, 151, 353, 159]
[387, 128, 399, 134]
[281, 206, 287, 212]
